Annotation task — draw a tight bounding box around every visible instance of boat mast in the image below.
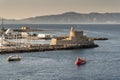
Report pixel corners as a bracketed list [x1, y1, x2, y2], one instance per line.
[0, 19, 4, 46]
[1, 18, 4, 31]
[2, 19, 3, 28]
[2, 19, 4, 30]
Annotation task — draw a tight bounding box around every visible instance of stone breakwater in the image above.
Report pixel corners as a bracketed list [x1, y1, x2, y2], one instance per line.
[0, 44, 98, 54]
[88, 37, 108, 40]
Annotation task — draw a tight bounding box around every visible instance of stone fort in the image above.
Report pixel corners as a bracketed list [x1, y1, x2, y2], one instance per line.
[50, 27, 94, 45]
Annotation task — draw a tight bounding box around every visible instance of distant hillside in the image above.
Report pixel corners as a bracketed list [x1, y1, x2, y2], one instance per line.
[1, 12, 120, 24]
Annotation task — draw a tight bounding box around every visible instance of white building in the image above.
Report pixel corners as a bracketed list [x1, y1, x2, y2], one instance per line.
[21, 32, 29, 38]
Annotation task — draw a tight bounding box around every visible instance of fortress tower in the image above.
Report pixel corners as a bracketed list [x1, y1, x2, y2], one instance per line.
[50, 27, 94, 45]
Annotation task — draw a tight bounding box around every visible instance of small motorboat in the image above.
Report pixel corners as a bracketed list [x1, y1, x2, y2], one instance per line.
[7, 55, 21, 61]
[75, 57, 86, 66]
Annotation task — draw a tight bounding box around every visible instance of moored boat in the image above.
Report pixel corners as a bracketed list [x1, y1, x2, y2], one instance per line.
[7, 55, 21, 61]
[75, 57, 86, 66]
[37, 34, 53, 39]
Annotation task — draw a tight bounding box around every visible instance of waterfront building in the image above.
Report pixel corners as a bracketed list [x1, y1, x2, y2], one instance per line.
[21, 26, 30, 31]
[50, 27, 94, 45]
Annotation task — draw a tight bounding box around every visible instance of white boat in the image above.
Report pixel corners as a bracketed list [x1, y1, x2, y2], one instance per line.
[0, 36, 8, 46]
[7, 55, 21, 61]
[37, 34, 52, 39]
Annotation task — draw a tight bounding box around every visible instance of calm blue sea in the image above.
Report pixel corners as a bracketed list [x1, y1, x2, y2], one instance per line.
[0, 24, 120, 80]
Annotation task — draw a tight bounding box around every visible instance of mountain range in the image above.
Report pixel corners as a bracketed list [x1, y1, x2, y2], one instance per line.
[1, 12, 120, 24]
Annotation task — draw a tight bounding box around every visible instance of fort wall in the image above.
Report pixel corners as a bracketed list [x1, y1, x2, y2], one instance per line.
[50, 27, 94, 45]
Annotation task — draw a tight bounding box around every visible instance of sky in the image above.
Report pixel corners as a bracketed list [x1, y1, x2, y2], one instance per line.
[0, 0, 120, 19]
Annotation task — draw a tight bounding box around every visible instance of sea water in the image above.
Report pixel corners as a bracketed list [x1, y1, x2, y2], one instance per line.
[0, 24, 120, 80]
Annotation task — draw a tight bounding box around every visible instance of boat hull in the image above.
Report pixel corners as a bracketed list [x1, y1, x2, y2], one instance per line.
[7, 58, 21, 61]
[75, 58, 86, 66]
[7, 57, 21, 61]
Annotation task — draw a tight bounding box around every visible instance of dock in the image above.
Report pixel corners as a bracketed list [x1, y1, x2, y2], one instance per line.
[0, 44, 98, 54]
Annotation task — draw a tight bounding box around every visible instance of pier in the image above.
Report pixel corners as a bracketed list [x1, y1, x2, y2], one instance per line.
[0, 44, 98, 54]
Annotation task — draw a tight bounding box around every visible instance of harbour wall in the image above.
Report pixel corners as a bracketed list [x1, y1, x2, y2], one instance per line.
[0, 44, 98, 54]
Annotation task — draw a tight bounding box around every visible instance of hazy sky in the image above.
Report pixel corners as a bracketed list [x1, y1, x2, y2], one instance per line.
[0, 0, 120, 19]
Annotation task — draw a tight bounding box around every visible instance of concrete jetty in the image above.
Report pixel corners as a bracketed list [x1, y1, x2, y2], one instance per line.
[0, 44, 98, 54]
